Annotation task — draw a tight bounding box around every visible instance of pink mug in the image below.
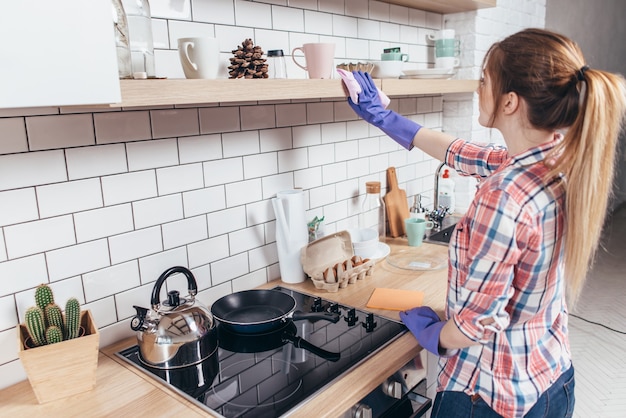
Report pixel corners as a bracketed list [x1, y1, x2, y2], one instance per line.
[291, 43, 336, 79]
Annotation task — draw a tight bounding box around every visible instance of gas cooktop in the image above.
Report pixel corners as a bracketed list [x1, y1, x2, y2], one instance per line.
[117, 287, 407, 417]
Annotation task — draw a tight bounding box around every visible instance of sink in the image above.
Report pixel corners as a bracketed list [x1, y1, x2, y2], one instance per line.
[424, 223, 456, 245]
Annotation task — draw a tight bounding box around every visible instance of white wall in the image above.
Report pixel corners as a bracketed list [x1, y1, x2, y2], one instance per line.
[0, 0, 546, 390]
[545, 0, 626, 210]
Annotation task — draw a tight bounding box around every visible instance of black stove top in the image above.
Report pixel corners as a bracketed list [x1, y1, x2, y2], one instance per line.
[117, 287, 406, 417]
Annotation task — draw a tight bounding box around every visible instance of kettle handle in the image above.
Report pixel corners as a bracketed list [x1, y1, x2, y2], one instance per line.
[151, 266, 198, 309]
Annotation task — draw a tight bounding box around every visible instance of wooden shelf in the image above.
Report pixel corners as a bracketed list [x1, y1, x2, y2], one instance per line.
[379, 0, 496, 14]
[113, 78, 477, 108]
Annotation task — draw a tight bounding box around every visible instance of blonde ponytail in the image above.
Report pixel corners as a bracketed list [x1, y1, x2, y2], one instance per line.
[551, 70, 626, 306]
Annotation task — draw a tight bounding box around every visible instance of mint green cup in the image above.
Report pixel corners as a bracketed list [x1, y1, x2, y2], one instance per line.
[405, 218, 434, 247]
[435, 39, 460, 58]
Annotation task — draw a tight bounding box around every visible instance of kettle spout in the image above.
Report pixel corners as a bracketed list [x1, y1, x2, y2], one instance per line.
[130, 305, 152, 332]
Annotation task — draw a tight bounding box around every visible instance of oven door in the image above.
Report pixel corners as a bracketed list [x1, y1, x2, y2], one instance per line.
[341, 353, 432, 418]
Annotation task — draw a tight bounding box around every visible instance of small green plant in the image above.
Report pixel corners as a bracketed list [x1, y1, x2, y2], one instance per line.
[24, 284, 82, 347]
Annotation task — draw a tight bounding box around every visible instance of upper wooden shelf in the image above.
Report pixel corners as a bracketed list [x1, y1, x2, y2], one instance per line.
[379, 0, 496, 13]
[113, 78, 477, 108]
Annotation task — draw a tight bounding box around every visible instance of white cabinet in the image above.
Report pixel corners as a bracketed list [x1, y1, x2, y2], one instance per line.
[0, 0, 121, 109]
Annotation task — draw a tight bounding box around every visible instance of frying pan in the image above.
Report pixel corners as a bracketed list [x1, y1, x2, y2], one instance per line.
[218, 322, 340, 362]
[211, 289, 340, 334]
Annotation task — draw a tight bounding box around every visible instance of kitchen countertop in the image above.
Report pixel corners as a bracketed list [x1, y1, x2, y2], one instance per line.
[0, 238, 448, 417]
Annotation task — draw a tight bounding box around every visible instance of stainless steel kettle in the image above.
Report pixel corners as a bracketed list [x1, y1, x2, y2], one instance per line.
[131, 266, 217, 370]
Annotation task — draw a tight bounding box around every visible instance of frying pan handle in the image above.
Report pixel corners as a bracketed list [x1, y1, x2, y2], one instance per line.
[151, 266, 198, 309]
[283, 333, 341, 362]
[291, 311, 340, 323]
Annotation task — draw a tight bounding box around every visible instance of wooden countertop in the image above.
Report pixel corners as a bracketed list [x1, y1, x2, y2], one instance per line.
[0, 239, 448, 417]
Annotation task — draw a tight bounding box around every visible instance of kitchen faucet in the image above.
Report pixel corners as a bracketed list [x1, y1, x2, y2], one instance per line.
[431, 161, 450, 229]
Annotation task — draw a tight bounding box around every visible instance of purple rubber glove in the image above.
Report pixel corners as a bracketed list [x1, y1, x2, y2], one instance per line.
[347, 71, 422, 150]
[400, 306, 448, 356]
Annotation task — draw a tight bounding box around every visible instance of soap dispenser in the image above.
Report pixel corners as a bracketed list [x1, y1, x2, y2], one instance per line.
[438, 169, 456, 212]
[410, 195, 426, 219]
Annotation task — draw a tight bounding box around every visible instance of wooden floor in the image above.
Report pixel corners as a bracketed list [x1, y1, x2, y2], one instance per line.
[569, 204, 626, 417]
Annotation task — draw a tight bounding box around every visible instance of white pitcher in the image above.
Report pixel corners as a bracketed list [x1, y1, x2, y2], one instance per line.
[272, 190, 308, 283]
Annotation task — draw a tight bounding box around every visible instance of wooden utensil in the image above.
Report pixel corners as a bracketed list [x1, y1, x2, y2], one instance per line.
[384, 167, 410, 238]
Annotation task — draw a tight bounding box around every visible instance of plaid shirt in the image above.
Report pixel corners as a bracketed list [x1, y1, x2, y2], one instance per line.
[438, 136, 572, 417]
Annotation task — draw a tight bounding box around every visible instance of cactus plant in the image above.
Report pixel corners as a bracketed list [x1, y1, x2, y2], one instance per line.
[23, 285, 84, 347]
[45, 325, 63, 345]
[34, 284, 55, 317]
[64, 297, 81, 340]
[45, 304, 64, 337]
[25, 307, 46, 347]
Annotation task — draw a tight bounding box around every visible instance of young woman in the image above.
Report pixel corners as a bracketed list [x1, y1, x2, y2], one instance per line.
[344, 28, 626, 417]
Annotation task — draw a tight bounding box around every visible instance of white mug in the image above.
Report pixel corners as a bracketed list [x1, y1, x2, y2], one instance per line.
[435, 57, 460, 69]
[292, 43, 336, 79]
[177, 37, 220, 79]
[428, 29, 456, 41]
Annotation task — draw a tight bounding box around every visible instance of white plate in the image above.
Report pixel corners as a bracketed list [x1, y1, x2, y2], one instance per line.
[369, 242, 391, 262]
[400, 68, 456, 79]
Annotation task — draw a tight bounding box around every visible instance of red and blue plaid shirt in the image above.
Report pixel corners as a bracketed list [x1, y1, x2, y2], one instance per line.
[439, 136, 571, 417]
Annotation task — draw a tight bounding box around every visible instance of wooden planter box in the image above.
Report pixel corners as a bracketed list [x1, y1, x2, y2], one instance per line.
[17, 310, 99, 404]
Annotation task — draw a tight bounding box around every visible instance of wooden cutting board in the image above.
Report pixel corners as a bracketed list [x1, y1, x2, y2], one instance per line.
[384, 167, 410, 238]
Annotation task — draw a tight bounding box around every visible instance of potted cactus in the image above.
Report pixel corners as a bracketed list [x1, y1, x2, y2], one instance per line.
[17, 284, 99, 404]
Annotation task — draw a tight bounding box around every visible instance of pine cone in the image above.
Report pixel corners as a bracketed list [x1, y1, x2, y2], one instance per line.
[228, 38, 269, 79]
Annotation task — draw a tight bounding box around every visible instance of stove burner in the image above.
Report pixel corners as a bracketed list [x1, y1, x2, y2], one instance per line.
[116, 287, 407, 418]
[206, 358, 302, 409]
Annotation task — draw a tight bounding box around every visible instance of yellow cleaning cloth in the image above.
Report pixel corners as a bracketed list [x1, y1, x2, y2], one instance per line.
[366, 288, 424, 311]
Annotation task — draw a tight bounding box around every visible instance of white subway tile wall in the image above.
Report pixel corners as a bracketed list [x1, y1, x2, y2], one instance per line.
[0, 0, 546, 390]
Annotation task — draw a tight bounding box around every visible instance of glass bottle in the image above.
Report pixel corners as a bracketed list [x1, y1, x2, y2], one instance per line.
[267, 49, 287, 79]
[111, 0, 132, 79]
[121, 0, 155, 78]
[359, 181, 386, 241]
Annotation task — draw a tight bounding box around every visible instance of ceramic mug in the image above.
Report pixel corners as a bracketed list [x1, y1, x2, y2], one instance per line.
[292, 43, 336, 79]
[428, 29, 460, 59]
[435, 56, 460, 69]
[371, 60, 403, 78]
[404, 218, 434, 247]
[381, 52, 409, 62]
[177, 37, 220, 79]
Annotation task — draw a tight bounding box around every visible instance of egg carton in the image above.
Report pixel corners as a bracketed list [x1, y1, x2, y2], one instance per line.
[300, 230, 374, 292]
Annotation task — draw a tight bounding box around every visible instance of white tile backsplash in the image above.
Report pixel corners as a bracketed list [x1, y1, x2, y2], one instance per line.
[0, 150, 67, 191]
[36, 178, 103, 218]
[93, 111, 152, 144]
[182, 186, 226, 217]
[66, 143, 128, 180]
[133, 194, 184, 229]
[0, 117, 27, 154]
[151, 108, 200, 139]
[102, 170, 158, 205]
[127, 138, 179, 171]
[187, 235, 230, 269]
[0, 254, 47, 298]
[46, 239, 110, 282]
[243, 152, 278, 179]
[162, 215, 208, 249]
[109, 226, 163, 265]
[179, 134, 223, 163]
[0, 188, 38, 227]
[156, 163, 204, 195]
[0, 0, 537, 391]
[26, 113, 95, 151]
[0, 295, 17, 331]
[208, 204, 246, 237]
[75, 204, 134, 243]
[4, 215, 75, 259]
[226, 178, 264, 207]
[82, 261, 140, 302]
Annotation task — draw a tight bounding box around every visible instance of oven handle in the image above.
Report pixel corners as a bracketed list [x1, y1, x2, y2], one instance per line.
[381, 379, 432, 418]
